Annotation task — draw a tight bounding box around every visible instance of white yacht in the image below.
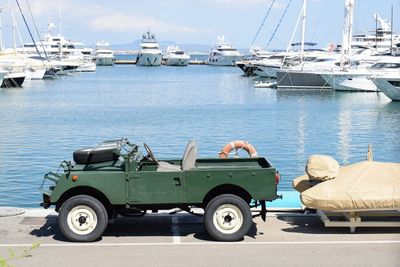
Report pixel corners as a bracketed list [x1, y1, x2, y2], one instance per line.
[373, 76, 400, 101]
[162, 46, 190, 66]
[94, 41, 116, 66]
[136, 30, 162, 66]
[352, 14, 400, 54]
[0, 50, 46, 80]
[208, 36, 242, 66]
[319, 56, 400, 92]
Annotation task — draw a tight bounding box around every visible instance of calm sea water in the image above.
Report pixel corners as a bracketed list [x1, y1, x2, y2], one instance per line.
[0, 64, 399, 208]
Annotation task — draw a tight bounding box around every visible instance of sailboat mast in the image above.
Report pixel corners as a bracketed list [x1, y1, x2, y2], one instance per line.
[59, 0, 62, 36]
[0, 8, 3, 51]
[340, 0, 354, 68]
[391, 5, 393, 55]
[375, 15, 378, 51]
[300, 0, 307, 63]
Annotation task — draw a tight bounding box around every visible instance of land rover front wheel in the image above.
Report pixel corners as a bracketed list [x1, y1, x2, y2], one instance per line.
[204, 194, 252, 241]
[59, 195, 108, 242]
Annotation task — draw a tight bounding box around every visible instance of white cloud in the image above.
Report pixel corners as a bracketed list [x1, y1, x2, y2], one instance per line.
[90, 13, 207, 34]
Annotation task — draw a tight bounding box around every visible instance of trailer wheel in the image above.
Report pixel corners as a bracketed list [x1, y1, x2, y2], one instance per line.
[59, 195, 108, 242]
[204, 194, 252, 241]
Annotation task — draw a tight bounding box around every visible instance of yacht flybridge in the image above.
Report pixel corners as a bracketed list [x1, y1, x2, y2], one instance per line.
[136, 30, 162, 67]
[208, 36, 242, 66]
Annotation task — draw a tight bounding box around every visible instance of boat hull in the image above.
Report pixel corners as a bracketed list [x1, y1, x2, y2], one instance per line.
[373, 78, 400, 101]
[276, 70, 331, 89]
[207, 55, 242, 66]
[320, 74, 378, 92]
[76, 62, 97, 72]
[1, 73, 25, 88]
[95, 57, 116, 66]
[163, 57, 189, 66]
[25, 68, 46, 80]
[136, 53, 162, 66]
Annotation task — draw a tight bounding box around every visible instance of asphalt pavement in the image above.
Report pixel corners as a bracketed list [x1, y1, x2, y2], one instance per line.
[0, 208, 399, 267]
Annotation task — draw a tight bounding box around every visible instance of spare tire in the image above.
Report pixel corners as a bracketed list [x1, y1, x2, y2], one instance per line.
[73, 147, 119, 165]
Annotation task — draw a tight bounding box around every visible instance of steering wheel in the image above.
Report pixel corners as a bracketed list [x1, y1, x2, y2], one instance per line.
[143, 143, 159, 165]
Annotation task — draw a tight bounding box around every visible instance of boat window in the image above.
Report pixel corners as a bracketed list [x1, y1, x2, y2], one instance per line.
[217, 48, 237, 51]
[175, 51, 184, 55]
[142, 46, 159, 49]
[388, 80, 400, 87]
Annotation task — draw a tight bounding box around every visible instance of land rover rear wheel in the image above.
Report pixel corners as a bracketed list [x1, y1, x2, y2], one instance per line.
[204, 194, 252, 241]
[59, 195, 108, 242]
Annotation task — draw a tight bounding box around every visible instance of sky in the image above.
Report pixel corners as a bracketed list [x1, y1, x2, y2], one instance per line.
[1, 0, 400, 50]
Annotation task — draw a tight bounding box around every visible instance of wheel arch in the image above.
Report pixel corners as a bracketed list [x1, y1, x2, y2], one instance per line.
[55, 186, 113, 216]
[202, 184, 252, 207]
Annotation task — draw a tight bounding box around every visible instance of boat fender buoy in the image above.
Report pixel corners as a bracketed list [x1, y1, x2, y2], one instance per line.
[219, 140, 258, 159]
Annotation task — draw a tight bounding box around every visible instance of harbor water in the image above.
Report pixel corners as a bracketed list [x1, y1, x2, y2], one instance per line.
[0, 65, 399, 207]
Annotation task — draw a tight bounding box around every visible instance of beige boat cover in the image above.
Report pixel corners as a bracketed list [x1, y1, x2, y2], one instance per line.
[305, 155, 340, 181]
[300, 161, 400, 210]
[292, 174, 313, 193]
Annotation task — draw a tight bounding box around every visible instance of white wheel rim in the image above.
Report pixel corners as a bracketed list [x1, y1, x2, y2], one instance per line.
[212, 204, 243, 234]
[67, 205, 98, 235]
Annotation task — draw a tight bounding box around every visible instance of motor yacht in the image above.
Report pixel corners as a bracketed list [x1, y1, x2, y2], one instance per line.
[352, 14, 400, 54]
[136, 30, 162, 66]
[94, 41, 116, 66]
[319, 56, 400, 92]
[208, 36, 242, 66]
[162, 46, 190, 66]
[18, 22, 93, 60]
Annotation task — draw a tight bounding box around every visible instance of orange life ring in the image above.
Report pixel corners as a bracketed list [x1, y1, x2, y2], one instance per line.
[219, 140, 258, 159]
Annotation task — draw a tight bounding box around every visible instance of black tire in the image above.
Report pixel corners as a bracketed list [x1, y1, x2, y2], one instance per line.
[59, 195, 108, 242]
[73, 147, 118, 165]
[204, 194, 252, 242]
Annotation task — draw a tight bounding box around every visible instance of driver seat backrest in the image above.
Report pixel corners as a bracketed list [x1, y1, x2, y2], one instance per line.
[181, 140, 197, 171]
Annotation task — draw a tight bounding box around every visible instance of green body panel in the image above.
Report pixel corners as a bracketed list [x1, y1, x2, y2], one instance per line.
[50, 170, 126, 205]
[186, 168, 277, 203]
[42, 152, 278, 208]
[128, 171, 186, 204]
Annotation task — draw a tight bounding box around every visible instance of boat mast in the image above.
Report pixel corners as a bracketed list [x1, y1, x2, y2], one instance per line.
[390, 5, 393, 55]
[375, 15, 378, 52]
[59, 0, 63, 58]
[0, 8, 3, 52]
[340, 0, 354, 69]
[59, 0, 62, 36]
[300, 0, 307, 63]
